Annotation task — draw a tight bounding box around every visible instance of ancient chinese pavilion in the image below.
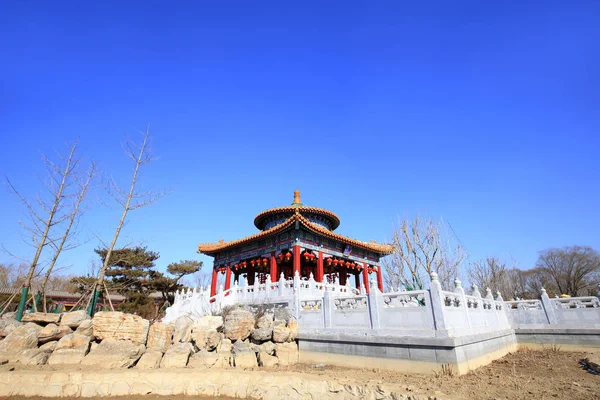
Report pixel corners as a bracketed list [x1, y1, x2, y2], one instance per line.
[198, 191, 393, 297]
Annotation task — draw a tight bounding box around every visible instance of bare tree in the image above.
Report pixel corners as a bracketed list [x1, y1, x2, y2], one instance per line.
[467, 257, 511, 296]
[38, 161, 96, 311]
[5, 139, 82, 321]
[536, 246, 600, 297]
[86, 127, 167, 316]
[383, 216, 465, 291]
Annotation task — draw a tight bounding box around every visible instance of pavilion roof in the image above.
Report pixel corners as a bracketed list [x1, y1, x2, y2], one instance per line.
[198, 210, 393, 256]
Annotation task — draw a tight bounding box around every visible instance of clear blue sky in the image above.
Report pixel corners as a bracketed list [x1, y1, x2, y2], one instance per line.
[1, 1, 598, 282]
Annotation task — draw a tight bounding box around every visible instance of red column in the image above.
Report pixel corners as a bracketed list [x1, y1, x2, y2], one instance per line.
[224, 264, 232, 292]
[210, 267, 218, 297]
[270, 252, 277, 281]
[293, 245, 301, 277]
[248, 262, 255, 286]
[354, 272, 360, 289]
[339, 264, 347, 285]
[316, 251, 324, 282]
[362, 263, 370, 294]
[376, 264, 384, 292]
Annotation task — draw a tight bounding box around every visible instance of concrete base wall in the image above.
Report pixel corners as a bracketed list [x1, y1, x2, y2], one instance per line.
[515, 328, 600, 350]
[297, 329, 517, 375]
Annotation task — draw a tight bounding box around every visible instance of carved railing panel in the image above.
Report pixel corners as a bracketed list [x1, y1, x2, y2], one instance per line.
[333, 295, 368, 310]
[300, 299, 323, 311]
[504, 300, 543, 310]
[552, 297, 600, 309]
[382, 290, 427, 308]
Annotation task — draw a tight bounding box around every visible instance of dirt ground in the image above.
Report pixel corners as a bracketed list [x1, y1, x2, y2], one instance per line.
[276, 347, 600, 400]
[3, 348, 599, 400]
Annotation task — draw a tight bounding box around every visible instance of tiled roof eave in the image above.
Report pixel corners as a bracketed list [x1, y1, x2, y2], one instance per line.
[198, 212, 393, 256]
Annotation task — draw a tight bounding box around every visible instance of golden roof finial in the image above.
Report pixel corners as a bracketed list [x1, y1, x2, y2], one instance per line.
[291, 190, 302, 206]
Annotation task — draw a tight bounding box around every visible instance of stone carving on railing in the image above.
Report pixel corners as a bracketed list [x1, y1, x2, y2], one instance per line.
[334, 296, 368, 310]
[442, 291, 461, 307]
[504, 300, 543, 310]
[465, 295, 480, 309]
[552, 297, 600, 309]
[301, 299, 323, 311]
[383, 291, 426, 308]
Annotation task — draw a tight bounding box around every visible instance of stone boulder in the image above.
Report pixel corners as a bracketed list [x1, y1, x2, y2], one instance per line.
[21, 312, 61, 325]
[92, 311, 149, 345]
[217, 338, 232, 353]
[75, 320, 93, 336]
[160, 342, 194, 368]
[256, 314, 273, 329]
[188, 349, 231, 369]
[135, 350, 163, 369]
[233, 351, 258, 368]
[147, 322, 174, 352]
[275, 342, 299, 365]
[205, 330, 221, 351]
[250, 327, 272, 342]
[231, 340, 253, 355]
[47, 333, 91, 365]
[0, 323, 40, 358]
[0, 319, 22, 338]
[193, 315, 224, 331]
[1, 312, 16, 320]
[272, 325, 291, 343]
[258, 351, 279, 367]
[81, 338, 145, 368]
[172, 316, 193, 343]
[17, 341, 57, 366]
[287, 318, 298, 341]
[223, 309, 254, 341]
[258, 341, 276, 356]
[60, 310, 90, 329]
[273, 307, 293, 322]
[37, 323, 72, 344]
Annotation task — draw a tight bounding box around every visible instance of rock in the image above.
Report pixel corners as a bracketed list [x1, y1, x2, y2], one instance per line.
[188, 349, 231, 369]
[250, 327, 272, 342]
[233, 351, 258, 368]
[273, 319, 286, 327]
[17, 346, 54, 365]
[147, 322, 174, 352]
[272, 325, 291, 343]
[60, 310, 90, 329]
[586, 356, 600, 374]
[231, 340, 253, 355]
[172, 316, 193, 343]
[92, 311, 149, 345]
[217, 338, 232, 353]
[257, 351, 279, 367]
[0, 323, 40, 358]
[287, 318, 298, 341]
[223, 309, 254, 341]
[273, 307, 293, 322]
[275, 342, 299, 365]
[21, 312, 61, 325]
[160, 342, 193, 368]
[39, 341, 58, 352]
[258, 341, 276, 355]
[193, 316, 224, 331]
[81, 338, 145, 368]
[135, 350, 163, 369]
[37, 324, 72, 344]
[75, 320, 93, 336]
[47, 333, 91, 365]
[205, 330, 221, 351]
[256, 314, 273, 330]
[0, 319, 22, 338]
[1, 312, 16, 320]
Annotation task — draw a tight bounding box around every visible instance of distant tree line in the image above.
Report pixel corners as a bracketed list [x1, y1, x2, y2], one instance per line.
[383, 217, 600, 299]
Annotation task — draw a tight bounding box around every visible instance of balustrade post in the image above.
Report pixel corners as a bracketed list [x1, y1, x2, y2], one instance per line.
[265, 275, 272, 298]
[293, 271, 300, 319]
[428, 271, 449, 336]
[323, 289, 334, 328]
[540, 287, 558, 325]
[279, 272, 285, 297]
[367, 278, 382, 329]
[455, 278, 471, 330]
